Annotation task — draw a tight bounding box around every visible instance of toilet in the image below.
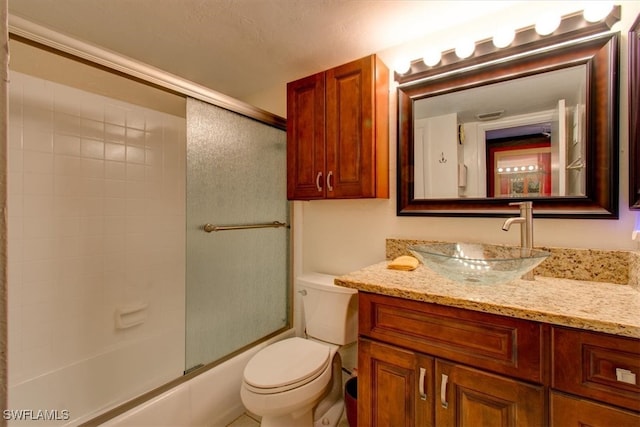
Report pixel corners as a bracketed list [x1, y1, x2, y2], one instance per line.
[240, 273, 358, 427]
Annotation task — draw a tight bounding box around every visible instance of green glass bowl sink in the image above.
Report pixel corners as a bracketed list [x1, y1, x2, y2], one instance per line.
[409, 243, 550, 285]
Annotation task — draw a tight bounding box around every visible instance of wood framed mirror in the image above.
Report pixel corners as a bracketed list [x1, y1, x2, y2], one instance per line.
[630, 14, 640, 210]
[397, 32, 620, 218]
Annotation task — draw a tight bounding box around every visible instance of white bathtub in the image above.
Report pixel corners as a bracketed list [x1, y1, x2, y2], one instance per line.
[99, 330, 295, 427]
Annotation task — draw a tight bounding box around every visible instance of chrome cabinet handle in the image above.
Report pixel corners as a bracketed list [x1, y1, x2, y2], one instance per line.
[316, 172, 323, 192]
[419, 367, 427, 400]
[327, 171, 334, 191]
[440, 373, 449, 408]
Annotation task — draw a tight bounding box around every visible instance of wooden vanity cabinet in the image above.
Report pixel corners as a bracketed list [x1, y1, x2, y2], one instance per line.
[358, 292, 546, 427]
[357, 292, 640, 427]
[286, 54, 389, 200]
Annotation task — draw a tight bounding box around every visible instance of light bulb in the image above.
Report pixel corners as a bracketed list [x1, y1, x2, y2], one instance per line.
[493, 27, 515, 48]
[535, 13, 561, 36]
[394, 58, 411, 75]
[455, 38, 475, 59]
[584, 2, 613, 22]
[422, 49, 441, 67]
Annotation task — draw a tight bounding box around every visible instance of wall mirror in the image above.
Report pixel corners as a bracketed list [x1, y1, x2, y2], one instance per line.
[398, 32, 619, 218]
[630, 14, 640, 210]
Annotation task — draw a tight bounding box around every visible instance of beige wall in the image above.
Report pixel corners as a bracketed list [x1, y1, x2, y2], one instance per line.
[296, 2, 640, 277]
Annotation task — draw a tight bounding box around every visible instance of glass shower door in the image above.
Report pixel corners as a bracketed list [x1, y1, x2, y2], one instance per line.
[185, 98, 289, 371]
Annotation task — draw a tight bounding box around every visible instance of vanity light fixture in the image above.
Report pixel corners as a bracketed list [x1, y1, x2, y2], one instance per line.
[393, 5, 620, 82]
[497, 165, 540, 174]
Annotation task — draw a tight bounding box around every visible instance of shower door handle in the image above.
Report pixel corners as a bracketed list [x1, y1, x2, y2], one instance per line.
[316, 171, 323, 192]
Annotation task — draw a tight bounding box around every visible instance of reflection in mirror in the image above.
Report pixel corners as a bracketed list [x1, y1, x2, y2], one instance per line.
[630, 14, 640, 210]
[414, 66, 586, 199]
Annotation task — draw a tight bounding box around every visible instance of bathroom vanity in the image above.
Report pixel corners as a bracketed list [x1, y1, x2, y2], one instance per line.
[336, 248, 640, 427]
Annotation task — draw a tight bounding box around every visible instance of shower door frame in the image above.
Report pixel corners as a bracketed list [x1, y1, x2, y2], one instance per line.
[7, 16, 292, 427]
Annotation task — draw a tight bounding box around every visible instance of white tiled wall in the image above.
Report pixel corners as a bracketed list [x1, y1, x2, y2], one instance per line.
[7, 71, 186, 425]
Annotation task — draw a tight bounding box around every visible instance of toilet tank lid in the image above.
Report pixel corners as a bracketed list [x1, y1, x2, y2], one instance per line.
[296, 273, 357, 294]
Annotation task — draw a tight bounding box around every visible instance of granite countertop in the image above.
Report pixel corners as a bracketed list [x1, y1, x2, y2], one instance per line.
[335, 261, 640, 339]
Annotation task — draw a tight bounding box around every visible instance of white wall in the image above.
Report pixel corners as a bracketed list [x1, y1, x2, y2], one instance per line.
[7, 71, 186, 425]
[297, 2, 640, 277]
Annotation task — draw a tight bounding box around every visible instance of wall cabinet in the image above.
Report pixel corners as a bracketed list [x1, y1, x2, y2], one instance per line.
[286, 55, 389, 200]
[358, 292, 640, 427]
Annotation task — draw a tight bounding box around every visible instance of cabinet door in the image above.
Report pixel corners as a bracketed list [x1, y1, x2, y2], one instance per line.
[326, 55, 388, 198]
[551, 391, 640, 427]
[287, 72, 326, 199]
[436, 359, 545, 427]
[358, 339, 434, 427]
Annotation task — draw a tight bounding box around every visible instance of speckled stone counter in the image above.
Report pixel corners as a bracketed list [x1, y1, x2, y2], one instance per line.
[335, 261, 640, 339]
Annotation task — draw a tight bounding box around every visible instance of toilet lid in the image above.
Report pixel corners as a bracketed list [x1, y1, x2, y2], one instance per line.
[244, 337, 330, 391]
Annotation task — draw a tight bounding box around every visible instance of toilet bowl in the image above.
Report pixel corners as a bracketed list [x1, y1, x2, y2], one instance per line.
[240, 273, 357, 427]
[240, 337, 342, 427]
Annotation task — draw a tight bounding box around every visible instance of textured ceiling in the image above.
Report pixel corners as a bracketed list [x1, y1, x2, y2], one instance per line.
[8, 0, 523, 108]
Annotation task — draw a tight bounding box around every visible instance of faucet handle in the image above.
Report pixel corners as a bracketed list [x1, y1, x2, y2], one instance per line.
[508, 201, 532, 207]
[509, 201, 533, 212]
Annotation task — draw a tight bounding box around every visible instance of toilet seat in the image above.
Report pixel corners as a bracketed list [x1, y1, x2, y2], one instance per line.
[243, 338, 331, 394]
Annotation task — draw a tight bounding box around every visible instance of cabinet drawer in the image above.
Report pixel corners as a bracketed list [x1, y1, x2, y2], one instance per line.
[359, 292, 544, 383]
[552, 326, 640, 411]
[551, 391, 640, 427]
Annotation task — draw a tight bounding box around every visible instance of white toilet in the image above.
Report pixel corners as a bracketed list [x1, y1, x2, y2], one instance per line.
[240, 273, 358, 427]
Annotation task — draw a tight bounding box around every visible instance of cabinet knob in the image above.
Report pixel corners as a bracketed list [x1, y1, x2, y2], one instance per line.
[316, 172, 323, 192]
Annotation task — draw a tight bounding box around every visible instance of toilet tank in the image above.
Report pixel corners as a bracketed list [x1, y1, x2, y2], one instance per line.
[298, 273, 358, 345]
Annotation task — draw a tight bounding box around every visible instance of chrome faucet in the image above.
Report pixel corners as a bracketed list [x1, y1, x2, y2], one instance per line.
[502, 201, 534, 280]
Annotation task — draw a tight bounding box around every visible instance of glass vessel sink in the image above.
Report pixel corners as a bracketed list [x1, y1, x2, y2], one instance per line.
[409, 243, 550, 285]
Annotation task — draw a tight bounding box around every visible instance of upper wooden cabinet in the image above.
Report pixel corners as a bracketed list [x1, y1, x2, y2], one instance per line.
[286, 55, 389, 200]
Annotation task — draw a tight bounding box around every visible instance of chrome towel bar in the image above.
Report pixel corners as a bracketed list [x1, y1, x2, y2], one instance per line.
[203, 221, 287, 233]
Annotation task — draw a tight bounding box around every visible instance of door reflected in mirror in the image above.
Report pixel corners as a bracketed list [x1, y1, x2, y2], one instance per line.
[413, 65, 586, 199]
